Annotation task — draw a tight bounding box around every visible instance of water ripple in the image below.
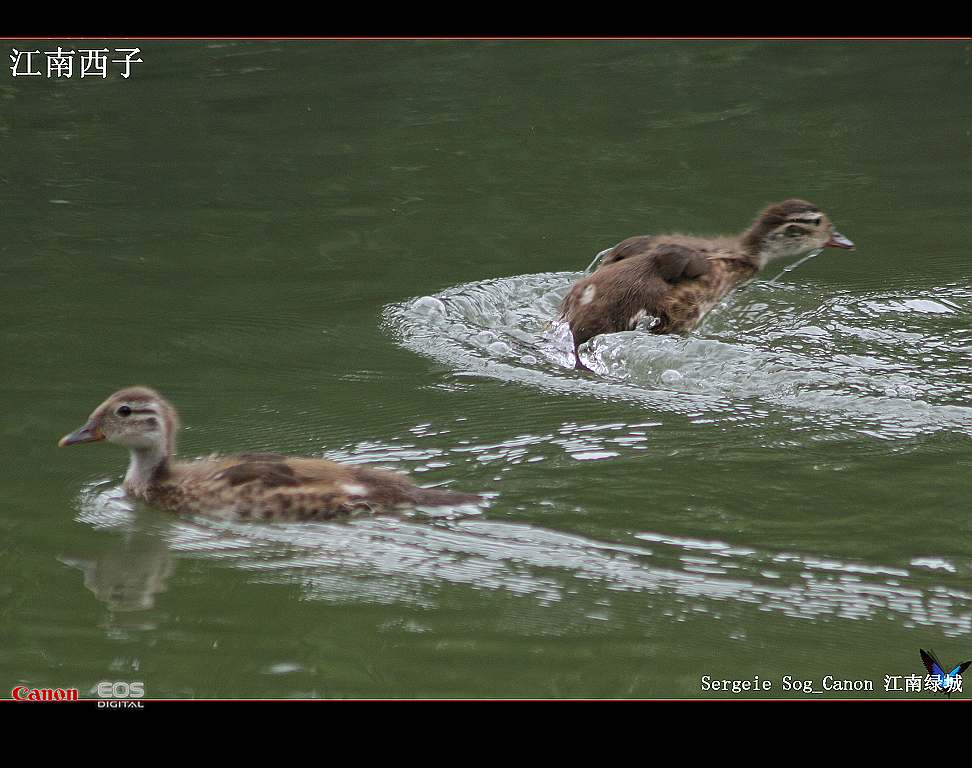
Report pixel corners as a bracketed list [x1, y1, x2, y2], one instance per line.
[72, 482, 972, 636]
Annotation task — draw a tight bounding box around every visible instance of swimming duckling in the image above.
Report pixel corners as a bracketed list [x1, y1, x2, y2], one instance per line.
[560, 199, 854, 370]
[59, 387, 482, 521]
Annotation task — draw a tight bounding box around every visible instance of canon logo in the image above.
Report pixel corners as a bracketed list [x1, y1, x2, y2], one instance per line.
[11, 686, 79, 701]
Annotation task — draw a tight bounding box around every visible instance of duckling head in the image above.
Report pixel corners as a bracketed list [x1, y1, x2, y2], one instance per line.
[59, 387, 179, 488]
[744, 199, 854, 265]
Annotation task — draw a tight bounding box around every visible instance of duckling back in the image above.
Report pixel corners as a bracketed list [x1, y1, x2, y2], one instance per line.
[144, 453, 481, 522]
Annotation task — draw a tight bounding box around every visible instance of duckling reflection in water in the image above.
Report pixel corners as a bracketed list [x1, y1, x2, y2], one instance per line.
[560, 199, 854, 371]
[60, 534, 174, 612]
[59, 387, 482, 522]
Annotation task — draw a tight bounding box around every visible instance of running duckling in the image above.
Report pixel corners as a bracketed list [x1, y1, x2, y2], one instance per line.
[560, 199, 854, 370]
[59, 387, 482, 521]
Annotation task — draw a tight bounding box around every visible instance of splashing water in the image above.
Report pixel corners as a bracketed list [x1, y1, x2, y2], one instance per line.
[765, 247, 824, 285]
[385, 272, 972, 440]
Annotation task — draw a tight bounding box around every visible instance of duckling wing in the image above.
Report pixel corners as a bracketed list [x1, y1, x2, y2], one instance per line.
[207, 455, 356, 489]
[596, 236, 656, 269]
[216, 457, 478, 507]
[596, 238, 714, 278]
[214, 459, 301, 489]
[651, 244, 711, 283]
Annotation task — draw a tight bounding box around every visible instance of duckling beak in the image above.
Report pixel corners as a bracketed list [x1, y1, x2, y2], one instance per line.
[825, 230, 855, 250]
[58, 420, 105, 447]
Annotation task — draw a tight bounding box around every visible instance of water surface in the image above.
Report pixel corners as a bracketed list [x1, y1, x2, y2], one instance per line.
[2, 40, 970, 698]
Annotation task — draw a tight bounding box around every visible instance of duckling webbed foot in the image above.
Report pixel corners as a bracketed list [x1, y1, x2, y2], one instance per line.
[573, 347, 594, 373]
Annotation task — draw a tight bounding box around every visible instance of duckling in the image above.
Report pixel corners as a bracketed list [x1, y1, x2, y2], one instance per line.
[560, 199, 854, 371]
[58, 387, 482, 521]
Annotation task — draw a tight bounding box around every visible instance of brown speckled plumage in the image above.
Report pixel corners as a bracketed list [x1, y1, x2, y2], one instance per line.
[144, 453, 479, 522]
[560, 200, 854, 370]
[59, 387, 482, 522]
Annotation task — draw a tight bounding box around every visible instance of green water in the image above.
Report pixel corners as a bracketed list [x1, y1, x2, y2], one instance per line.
[2, 40, 971, 699]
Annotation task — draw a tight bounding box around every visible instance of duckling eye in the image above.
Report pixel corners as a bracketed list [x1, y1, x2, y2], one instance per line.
[785, 225, 806, 237]
[116, 405, 132, 417]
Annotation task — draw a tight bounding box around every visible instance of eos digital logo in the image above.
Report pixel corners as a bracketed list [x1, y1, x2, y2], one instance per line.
[96, 681, 145, 709]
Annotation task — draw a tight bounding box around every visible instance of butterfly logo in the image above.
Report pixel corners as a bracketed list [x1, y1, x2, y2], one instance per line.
[919, 648, 970, 698]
